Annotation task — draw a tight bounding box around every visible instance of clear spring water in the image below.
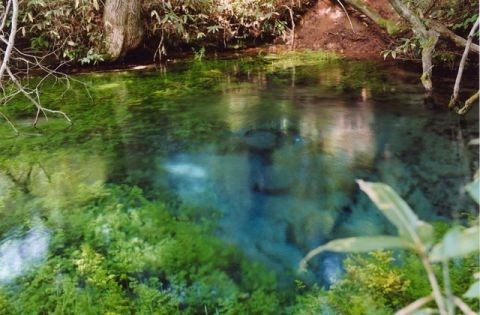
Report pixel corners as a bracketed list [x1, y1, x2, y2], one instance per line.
[0, 57, 478, 284]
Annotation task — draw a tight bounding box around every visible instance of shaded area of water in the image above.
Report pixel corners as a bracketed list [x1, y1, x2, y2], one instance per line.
[0, 57, 478, 285]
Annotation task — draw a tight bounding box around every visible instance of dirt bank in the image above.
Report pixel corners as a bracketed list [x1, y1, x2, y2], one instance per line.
[292, 0, 397, 59]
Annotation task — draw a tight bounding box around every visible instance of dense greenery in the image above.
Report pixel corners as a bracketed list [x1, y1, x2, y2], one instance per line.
[18, 0, 312, 64]
[293, 248, 478, 314]
[298, 179, 480, 314]
[0, 184, 282, 314]
[19, 0, 105, 64]
[15, 0, 479, 65]
[0, 184, 477, 313]
[0, 54, 478, 313]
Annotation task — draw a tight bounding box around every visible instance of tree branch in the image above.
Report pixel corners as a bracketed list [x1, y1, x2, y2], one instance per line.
[0, 0, 18, 82]
[448, 18, 479, 109]
[388, 0, 428, 37]
[428, 19, 480, 54]
[395, 294, 434, 315]
[388, 0, 439, 97]
[0, 0, 12, 31]
[344, 0, 402, 35]
[456, 91, 479, 115]
[6, 66, 72, 126]
[452, 296, 476, 315]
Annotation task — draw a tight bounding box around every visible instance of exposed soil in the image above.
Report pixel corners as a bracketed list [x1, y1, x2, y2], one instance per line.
[291, 0, 398, 59]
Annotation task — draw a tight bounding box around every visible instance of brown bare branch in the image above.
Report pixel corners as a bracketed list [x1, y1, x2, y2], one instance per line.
[428, 19, 480, 54]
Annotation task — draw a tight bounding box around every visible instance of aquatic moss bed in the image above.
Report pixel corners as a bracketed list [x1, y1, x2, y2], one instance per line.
[0, 184, 477, 314]
[0, 185, 282, 314]
[0, 52, 478, 313]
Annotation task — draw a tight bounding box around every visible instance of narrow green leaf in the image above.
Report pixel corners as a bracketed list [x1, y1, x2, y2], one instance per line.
[429, 225, 480, 262]
[468, 138, 480, 145]
[300, 236, 412, 271]
[465, 178, 480, 205]
[417, 221, 435, 246]
[463, 281, 480, 299]
[357, 180, 419, 240]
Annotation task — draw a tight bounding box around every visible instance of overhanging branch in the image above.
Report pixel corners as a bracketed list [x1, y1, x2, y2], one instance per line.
[0, 0, 18, 82]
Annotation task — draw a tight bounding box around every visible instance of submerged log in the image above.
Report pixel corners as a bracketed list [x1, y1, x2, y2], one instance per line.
[103, 0, 144, 61]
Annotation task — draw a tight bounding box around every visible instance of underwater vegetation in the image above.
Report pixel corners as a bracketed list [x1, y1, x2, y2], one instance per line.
[0, 52, 478, 313]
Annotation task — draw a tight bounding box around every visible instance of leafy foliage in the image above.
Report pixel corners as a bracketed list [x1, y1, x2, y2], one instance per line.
[143, 0, 312, 58]
[292, 248, 478, 315]
[19, 0, 105, 64]
[0, 185, 281, 314]
[15, 0, 314, 63]
[301, 178, 480, 314]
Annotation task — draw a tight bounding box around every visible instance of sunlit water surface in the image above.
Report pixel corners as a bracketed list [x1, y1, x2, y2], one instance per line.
[0, 58, 478, 285]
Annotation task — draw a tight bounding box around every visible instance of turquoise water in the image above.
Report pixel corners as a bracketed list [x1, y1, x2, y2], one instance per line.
[0, 57, 478, 287]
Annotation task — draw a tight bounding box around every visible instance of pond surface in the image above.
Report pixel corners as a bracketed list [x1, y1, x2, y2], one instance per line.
[0, 56, 478, 287]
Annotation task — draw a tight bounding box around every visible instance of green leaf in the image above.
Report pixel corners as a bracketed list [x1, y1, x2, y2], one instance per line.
[465, 178, 479, 205]
[464, 281, 480, 299]
[416, 221, 435, 246]
[468, 138, 480, 145]
[300, 236, 412, 271]
[357, 180, 420, 241]
[429, 225, 480, 262]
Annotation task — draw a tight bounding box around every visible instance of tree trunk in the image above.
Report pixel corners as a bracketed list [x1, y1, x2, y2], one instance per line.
[419, 30, 439, 98]
[388, 0, 439, 100]
[103, 0, 144, 61]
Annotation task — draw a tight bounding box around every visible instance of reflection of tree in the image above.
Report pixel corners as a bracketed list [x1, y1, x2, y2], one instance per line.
[212, 64, 381, 275]
[1, 151, 106, 209]
[370, 92, 478, 219]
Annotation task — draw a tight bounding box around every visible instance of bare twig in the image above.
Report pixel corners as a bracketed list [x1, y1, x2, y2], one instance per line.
[6, 66, 72, 126]
[0, 0, 18, 81]
[452, 296, 476, 315]
[449, 18, 480, 109]
[335, 0, 355, 33]
[0, 110, 19, 134]
[282, 5, 296, 48]
[0, 1, 86, 131]
[0, 0, 12, 30]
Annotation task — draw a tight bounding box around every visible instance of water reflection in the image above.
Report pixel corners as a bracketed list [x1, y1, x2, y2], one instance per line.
[144, 63, 477, 283]
[0, 226, 50, 283]
[0, 150, 108, 282]
[0, 59, 477, 286]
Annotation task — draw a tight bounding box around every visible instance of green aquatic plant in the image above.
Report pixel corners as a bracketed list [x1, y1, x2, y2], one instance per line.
[264, 50, 340, 70]
[0, 183, 284, 314]
[291, 246, 479, 315]
[301, 177, 480, 315]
